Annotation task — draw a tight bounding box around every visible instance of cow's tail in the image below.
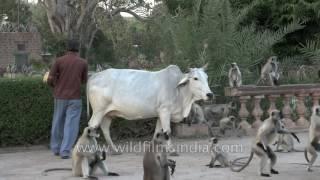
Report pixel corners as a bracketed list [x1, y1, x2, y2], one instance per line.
[86, 83, 90, 121]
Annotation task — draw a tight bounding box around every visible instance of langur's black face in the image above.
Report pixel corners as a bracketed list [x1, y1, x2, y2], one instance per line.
[231, 63, 238, 68]
[210, 137, 219, 144]
[229, 101, 237, 110]
[313, 106, 320, 116]
[86, 127, 100, 138]
[271, 110, 282, 121]
[276, 119, 286, 130]
[154, 131, 169, 144]
[271, 56, 277, 62]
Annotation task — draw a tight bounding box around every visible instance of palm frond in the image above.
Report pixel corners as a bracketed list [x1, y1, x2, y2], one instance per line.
[299, 40, 320, 63]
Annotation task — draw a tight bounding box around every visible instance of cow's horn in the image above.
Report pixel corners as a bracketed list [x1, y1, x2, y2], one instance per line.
[202, 63, 209, 71]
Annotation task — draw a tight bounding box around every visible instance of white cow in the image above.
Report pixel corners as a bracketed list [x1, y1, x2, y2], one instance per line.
[87, 65, 213, 154]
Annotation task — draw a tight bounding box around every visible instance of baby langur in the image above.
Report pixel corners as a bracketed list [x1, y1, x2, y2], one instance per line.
[305, 106, 320, 172]
[273, 120, 303, 152]
[206, 137, 230, 168]
[257, 56, 280, 86]
[42, 127, 119, 179]
[230, 110, 300, 177]
[274, 134, 295, 152]
[143, 131, 176, 180]
[273, 119, 301, 152]
[219, 116, 236, 135]
[228, 62, 242, 87]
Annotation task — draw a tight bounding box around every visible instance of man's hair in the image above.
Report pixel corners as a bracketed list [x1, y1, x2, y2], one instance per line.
[67, 39, 80, 52]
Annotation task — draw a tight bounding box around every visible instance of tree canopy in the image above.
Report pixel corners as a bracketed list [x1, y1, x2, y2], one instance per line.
[0, 0, 31, 25]
[1, 0, 319, 86]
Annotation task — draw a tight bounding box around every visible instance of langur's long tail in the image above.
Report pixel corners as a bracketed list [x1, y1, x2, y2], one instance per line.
[86, 83, 91, 121]
[230, 151, 254, 172]
[108, 172, 120, 176]
[293, 149, 305, 152]
[273, 141, 278, 146]
[41, 168, 72, 176]
[305, 148, 310, 163]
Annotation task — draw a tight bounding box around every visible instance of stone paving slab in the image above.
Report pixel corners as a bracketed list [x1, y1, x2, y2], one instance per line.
[0, 132, 319, 180]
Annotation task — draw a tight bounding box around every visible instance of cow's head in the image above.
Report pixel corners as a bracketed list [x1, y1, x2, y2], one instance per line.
[178, 64, 213, 101]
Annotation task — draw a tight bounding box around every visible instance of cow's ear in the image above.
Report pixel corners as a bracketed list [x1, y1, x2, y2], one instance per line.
[177, 76, 189, 87]
[202, 63, 209, 71]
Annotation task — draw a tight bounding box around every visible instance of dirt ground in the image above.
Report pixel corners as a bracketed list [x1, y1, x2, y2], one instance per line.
[1, 132, 320, 180]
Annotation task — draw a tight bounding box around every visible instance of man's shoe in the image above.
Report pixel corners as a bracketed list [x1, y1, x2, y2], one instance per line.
[61, 155, 70, 159]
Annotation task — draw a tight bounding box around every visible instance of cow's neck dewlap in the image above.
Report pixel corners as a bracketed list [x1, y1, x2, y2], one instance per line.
[178, 83, 195, 118]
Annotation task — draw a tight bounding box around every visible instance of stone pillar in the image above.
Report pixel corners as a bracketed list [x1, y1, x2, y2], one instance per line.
[312, 93, 320, 107]
[238, 96, 252, 134]
[282, 94, 295, 128]
[268, 95, 280, 113]
[296, 93, 309, 128]
[252, 95, 264, 129]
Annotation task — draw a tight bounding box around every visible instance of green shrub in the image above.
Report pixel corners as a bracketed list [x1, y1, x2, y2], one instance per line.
[0, 78, 155, 147]
[0, 78, 53, 146]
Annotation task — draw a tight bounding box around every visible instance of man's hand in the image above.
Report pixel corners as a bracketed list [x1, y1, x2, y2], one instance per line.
[43, 71, 50, 84]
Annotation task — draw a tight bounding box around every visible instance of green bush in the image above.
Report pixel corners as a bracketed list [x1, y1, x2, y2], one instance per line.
[0, 78, 54, 146]
[0, 78, 155, 147]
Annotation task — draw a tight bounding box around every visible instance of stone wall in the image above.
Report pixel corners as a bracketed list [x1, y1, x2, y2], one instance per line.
[0, 32, 42, 68]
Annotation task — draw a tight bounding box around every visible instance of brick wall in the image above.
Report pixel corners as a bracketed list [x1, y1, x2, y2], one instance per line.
[0, 32, 42, 68]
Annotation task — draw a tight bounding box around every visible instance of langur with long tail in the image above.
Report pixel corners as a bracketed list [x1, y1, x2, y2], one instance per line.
[206, 137, 230, 168]
[273, 119, 301, 152]
[305, 106, 320, 172]
[230, 110, 300, 177]
[42, 127, 119, 180]
[228, 62, 242, 87]
[257, 56, 280, 86]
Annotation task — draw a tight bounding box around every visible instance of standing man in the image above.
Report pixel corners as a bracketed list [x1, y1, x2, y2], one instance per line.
[47, 39, 88, 159]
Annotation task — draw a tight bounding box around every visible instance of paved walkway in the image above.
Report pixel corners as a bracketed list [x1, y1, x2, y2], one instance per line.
[0, 132, 319, 180]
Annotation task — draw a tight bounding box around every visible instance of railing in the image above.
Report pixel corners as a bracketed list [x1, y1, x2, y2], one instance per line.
[224, 84, 320, 131]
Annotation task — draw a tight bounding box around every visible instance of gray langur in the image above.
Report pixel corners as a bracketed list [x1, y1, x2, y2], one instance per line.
[206, 137, 230, 168]
[72, 127, 119, 179]
[273, 134, 297, 152]
[273, 120, 301, 152]
[143, 131, 176, 180]
[228, 62, 242, 87]
[257, 56, 280, 86]
[203, 102, 237, 136]
[42, 127, 119, 180]
[305, 106, 320, 172]
[185, 103, 206, 126]
[230, 110, 300, 177]
[203, 102, 237, 126]
[219, 116, 236, 135]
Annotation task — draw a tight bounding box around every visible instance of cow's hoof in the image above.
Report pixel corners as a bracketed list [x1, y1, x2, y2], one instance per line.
[169, 151, 179, 156]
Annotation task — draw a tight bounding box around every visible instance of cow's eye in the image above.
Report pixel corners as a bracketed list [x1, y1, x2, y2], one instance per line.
[194, 77, 198, 80]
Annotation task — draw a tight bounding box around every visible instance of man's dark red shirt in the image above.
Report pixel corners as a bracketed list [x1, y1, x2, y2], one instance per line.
[48, 52, 88, 99]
